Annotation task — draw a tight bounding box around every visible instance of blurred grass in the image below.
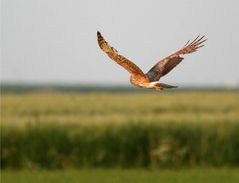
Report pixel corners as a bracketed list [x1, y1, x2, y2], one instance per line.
[2, 92, 239, 126]
[1, 92, 239, 169]
[2, 169, 239, 183]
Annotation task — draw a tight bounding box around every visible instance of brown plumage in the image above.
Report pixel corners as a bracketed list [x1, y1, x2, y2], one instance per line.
[97, 31, 206, 91]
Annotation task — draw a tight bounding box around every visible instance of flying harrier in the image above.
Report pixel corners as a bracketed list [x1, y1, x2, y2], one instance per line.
[97, 31, 206, 91]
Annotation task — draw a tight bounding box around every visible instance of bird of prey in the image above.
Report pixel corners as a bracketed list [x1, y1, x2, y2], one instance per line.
[97, 31, 206, 91]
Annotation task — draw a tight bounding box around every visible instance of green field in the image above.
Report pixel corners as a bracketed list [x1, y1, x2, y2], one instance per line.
[1, 92, 239, 169]
[1, 91, 239, 182]
[2, 169, 239, 183]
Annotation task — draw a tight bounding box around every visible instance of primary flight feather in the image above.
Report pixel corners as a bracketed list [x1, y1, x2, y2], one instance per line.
[97, 31, 206, 91]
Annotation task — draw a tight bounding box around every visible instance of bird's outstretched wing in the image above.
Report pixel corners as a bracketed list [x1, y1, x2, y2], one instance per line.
[146, 35, 207, 81]
[97, 31, 145, 76]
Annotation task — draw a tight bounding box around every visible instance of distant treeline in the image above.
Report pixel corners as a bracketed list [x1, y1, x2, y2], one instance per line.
[1, 83, 138, 93]
[1, 83, 238, 93]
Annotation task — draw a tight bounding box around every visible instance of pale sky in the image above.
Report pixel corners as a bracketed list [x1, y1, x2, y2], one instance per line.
[1, 0, 239, 86]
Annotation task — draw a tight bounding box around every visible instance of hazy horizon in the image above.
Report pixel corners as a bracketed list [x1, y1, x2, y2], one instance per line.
[1, 0, 239, 87]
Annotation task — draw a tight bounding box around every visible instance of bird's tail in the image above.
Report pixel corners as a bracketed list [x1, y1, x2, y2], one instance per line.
[154, 82, 178, 89]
